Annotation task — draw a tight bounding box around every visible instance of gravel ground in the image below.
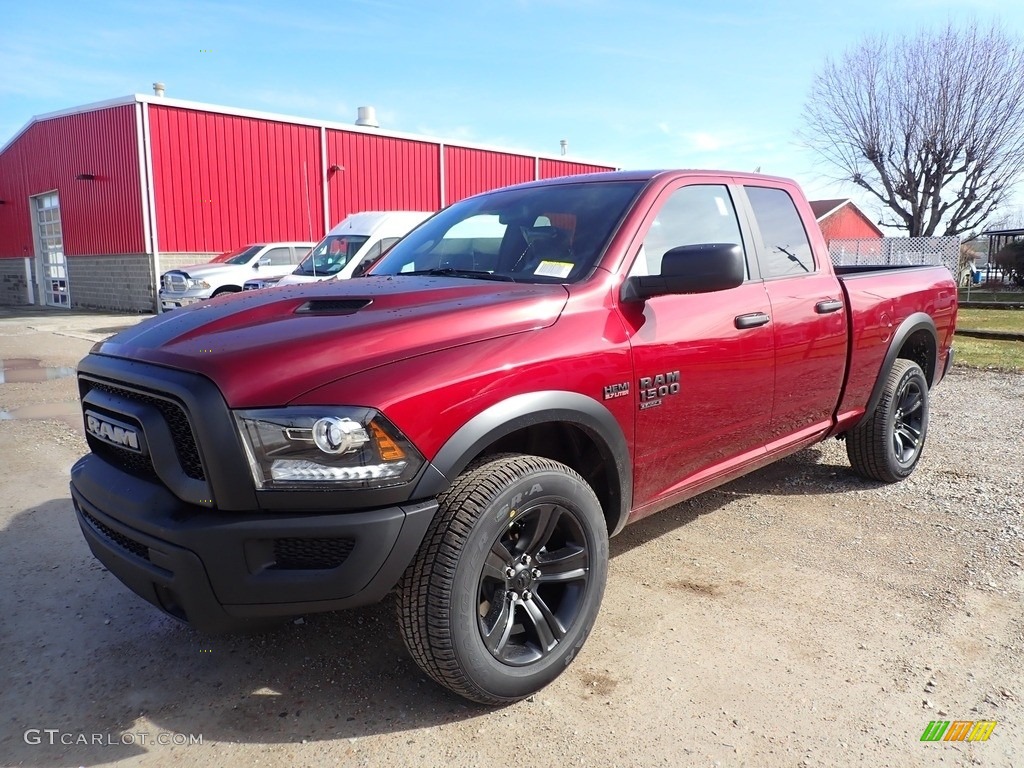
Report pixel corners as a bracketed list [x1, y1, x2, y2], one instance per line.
[0, 313, 1021, 768]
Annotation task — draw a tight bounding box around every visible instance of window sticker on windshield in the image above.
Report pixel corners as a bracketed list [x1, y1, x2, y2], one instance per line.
[534, 261, 573, 278]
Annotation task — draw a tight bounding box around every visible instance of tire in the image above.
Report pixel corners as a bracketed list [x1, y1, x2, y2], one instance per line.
[397, 453, 608, 705]
[847, 359, 930, 483]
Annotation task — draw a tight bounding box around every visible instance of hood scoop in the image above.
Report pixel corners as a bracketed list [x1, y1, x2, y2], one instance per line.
[294, 298, 373, 315]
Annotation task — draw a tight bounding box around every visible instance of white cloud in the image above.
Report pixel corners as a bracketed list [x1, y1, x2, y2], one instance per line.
[685, 132, 727, 152]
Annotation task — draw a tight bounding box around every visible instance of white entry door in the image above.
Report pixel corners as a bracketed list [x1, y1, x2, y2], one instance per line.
[33, 192, 69, 307]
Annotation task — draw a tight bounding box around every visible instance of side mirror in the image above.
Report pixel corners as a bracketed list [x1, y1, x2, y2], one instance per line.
[254, 257, 272, 269]
[621, 243, 745, 302]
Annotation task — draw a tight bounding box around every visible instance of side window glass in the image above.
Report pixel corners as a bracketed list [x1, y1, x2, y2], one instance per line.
[354, 241, 384, 274]
[353, 239, 400, 277]
[629, 185, 747, 278]
[262, 247, 293, 266]
[378, 237, 400, 255]
[291, 246, 311, 265]
[745, 186, 815, 277]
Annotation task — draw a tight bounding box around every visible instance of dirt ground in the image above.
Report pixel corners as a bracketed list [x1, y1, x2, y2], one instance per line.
[1, 307, 1021, 768]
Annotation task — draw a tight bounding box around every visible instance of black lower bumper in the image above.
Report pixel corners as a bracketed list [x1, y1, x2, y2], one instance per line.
[70, 454, 437, 633]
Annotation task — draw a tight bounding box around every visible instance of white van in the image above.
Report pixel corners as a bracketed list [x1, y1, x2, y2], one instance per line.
[160, 241, 314, 310]
[244, 211, 432, 290]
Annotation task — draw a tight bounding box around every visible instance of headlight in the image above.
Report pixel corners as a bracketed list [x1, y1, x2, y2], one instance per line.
[188, 278, 211, 290]
[234, 407, 424, 490]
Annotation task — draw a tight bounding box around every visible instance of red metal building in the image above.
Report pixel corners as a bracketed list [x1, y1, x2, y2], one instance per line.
[0, 95, 614, 312]
[809, 198, 883, 245]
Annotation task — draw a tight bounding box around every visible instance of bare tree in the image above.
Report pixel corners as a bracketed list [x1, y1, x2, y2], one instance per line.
[801, 22, 1024, 237]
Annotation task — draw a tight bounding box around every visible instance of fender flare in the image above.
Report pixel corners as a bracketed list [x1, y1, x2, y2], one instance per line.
[859, 312, 938, 425]
[411, 391, 633, 536]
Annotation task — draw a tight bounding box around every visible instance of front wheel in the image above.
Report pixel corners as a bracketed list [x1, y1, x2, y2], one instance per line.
[397, 454, 608, 705]
[847, 359, 930, 483]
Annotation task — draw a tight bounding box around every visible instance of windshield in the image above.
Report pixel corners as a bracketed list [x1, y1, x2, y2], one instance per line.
[369, 181, 644, 283]
[212, 245, 264, 265]
[294, 235, 371, 276]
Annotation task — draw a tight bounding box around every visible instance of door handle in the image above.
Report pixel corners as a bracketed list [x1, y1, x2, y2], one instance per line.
[734, 312, 770, 329]
[815, 299, 844, 314]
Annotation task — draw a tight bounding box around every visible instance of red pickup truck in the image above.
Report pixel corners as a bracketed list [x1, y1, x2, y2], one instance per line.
[71, 170, 956, 705]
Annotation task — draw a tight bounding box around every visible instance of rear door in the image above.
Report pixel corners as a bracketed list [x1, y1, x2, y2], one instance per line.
[740, 184, 848, 447]
[623, 180, 774, 508]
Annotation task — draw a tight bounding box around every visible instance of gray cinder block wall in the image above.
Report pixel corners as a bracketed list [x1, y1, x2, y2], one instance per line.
[0, 258, 31, 305]
[66, 254, 156, 313]
[3, 253, 233, 312]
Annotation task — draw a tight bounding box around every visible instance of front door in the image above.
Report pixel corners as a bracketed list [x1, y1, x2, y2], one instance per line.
[32, 192, 69, 307]
[621, 181, 775, 510]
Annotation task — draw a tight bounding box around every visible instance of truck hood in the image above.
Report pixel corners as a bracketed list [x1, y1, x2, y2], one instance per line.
[277, 273, 331, 285]
[166, 262, 248, 279]
[95, 277, 569, 406]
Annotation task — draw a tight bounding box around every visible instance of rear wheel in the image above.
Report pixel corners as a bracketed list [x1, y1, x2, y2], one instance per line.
[847, 359, 929, 483]
[397, 454, 608, 705]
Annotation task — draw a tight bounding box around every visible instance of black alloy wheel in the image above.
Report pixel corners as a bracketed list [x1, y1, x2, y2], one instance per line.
[477, 501, 591, 666]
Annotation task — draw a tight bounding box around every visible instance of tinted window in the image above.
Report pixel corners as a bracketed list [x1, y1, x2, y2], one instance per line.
[371, 181, 644, 283]
[629, 184, 747, 278]
[745, 186, 815, 277]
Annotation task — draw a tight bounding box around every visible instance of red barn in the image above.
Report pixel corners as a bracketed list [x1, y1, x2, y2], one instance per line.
[809, 198, 883, 245]
[0, 95, 614, 312]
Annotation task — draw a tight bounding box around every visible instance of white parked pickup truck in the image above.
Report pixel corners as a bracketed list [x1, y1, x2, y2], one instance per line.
[160, 241, 315, 310]
[243, 212, 432, 291]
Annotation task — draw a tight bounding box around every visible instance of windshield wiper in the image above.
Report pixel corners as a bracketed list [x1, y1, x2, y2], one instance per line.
[396, 268, 516, 282]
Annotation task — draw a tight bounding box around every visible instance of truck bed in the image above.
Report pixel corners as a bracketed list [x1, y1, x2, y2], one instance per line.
[834, 265, 958, 428]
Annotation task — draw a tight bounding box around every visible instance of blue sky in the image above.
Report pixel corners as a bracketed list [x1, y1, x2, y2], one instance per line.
[2, 0, 1021, 222]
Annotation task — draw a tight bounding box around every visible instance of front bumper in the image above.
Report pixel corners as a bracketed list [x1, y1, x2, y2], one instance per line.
[159, 288, 212, 310]
[243, 277, 284, 291]
[71, 454, 437, 633]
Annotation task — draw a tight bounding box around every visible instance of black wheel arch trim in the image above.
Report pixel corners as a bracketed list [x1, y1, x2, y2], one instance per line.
[412, 391, 633, 536]
[858, 312, 938, 428]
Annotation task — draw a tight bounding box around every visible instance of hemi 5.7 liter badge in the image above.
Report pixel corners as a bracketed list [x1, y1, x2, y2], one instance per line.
[85, 411, 143, 453]
[639, 371, 680, 410]
[603, 382, 630, 400]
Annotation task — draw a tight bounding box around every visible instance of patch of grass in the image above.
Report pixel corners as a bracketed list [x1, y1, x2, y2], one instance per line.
[957, 308, 1024, 333]
[953, 336, 1024, 372]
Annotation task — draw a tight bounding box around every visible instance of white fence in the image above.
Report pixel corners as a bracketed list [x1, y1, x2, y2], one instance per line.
[828, 236, 960, 277]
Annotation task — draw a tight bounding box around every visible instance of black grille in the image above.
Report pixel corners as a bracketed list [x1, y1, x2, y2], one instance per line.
[92, 440, 156, 479]
[271, 537, 355, 570]
[82, 509, 150, 561]
[87, 381, 206, 481]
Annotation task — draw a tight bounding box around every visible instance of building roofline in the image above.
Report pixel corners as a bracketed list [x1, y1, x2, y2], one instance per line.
[1, 93, 617, 168]
[811, 198, 884, 237]
[810, 198, 848, 221]
[0, 95, 140, 154]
